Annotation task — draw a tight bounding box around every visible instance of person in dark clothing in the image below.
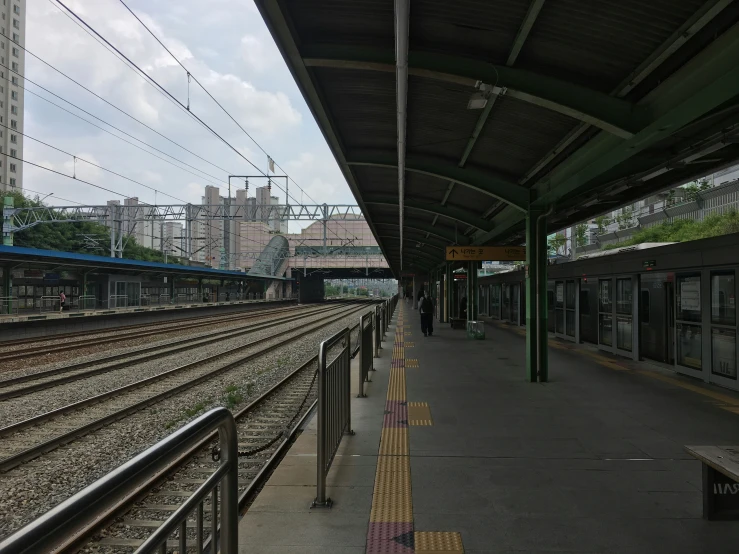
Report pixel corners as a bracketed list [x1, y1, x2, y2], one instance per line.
[420, 293, 434, 337]
[416, 287, 425, 309]
[460, 296, 468, 319]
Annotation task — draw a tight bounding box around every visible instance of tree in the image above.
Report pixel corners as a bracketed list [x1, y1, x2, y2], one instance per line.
[615, 207, 635, 230]
[594, 215, 611, 235]
[5, 191, 176, 264]
[574, 224, 589, 248]
[547, 233, 567, 256]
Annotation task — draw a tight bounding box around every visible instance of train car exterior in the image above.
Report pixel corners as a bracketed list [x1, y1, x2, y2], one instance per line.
[478, 233, 739, 393]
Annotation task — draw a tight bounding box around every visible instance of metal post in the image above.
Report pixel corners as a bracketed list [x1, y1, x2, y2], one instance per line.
[525, 208, 549, 382]
[315, 336, 328, 506]
[220, 408, 238, 554]
[1, 265, 10, 315]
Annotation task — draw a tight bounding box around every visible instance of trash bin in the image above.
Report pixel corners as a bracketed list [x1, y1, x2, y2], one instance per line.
[466, 320, 485, 340]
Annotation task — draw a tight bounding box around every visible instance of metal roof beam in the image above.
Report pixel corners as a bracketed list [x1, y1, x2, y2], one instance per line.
[347, 152, 529, 211]
[373, 227, 447, 250]
[373, 218, 471, 244]
[364, 195, 493, 231]
[384, 245, 441, 265]
[507, 0, 546, 66]
[302, 46, 644, 138]
[532, 21, 739, 208]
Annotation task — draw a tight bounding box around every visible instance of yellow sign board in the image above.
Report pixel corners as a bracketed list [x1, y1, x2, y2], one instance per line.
[445, 246, 526, 261]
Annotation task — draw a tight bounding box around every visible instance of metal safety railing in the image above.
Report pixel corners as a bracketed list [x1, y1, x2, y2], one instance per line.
[157, 293, 171, 305]
[0, 296, 19, 315]
[313, 327, 353, 508]
[38, 295, 61, 313]
[357, 312, 374, 397]
[107, 295, 129, 309]
[374, 304, 382, 357]
[140, 294, 151, 306]
[175, 293, 191, 304]
[76, 295, 97, 310]
[0, 407, 239, 554]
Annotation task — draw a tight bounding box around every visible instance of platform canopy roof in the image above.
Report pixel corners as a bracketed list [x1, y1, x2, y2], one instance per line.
[256, 0, 739, 274]
[0, 245, 291, 281]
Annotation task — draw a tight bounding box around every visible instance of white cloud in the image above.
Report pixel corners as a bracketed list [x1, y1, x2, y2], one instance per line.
[22, 0, 348, 214]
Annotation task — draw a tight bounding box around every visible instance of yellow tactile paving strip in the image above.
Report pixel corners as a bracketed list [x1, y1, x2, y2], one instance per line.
[408, 402, 433, 426]
[366, 303, 463, 553]
[415, 532, 464, 553]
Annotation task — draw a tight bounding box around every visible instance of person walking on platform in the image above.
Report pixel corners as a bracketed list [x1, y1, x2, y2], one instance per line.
[59, 290, 66, 313]
[460, 295, 467, 320]
[420, 293, 434, 337]
[417, 287, 425, 310]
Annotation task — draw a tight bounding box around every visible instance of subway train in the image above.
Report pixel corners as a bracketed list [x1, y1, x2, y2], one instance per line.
[477, 233, 739, 393]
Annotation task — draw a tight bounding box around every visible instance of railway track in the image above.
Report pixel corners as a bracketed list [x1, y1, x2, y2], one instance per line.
[79, 326, 361, 554]
[0, 303, 311, 362]
[0, 303, 347, 400]
[0, 303, 369, 473]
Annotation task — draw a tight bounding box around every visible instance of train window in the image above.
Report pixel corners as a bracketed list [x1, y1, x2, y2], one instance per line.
[640, 290, 650, 323]
[547, 290, 554, 308]
[711, 271, 735, 326]
[616, 278, 632, 315]
[598, 280, 612, 312]
[579, 290, 589, 314]
[677, 274, 701, 323]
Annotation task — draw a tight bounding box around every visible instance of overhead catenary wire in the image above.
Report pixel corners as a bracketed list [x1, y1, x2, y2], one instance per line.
[52, 0, 362, 250]
[45, 0, 361, 248]
[21, 1, 365, 252]
[112, 0, 359, 240]
[0, 58, 229, 188]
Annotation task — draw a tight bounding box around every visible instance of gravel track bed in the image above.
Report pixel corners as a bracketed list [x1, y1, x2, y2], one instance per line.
[0, 305, 320, 381]
[0, 303, 292, 353]
[0, 305, 356, 428]
[0, 305, 372, 539]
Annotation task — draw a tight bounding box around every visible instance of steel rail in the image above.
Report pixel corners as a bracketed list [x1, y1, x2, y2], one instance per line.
[0, 304, 307, 362]
[0, 299, 296, 348]
[0, 304, 346, 398]
[0, 304, 373, 472]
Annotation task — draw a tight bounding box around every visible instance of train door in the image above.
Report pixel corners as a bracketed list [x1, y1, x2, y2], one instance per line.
[666, 280, 675, 364]
[510, 284, 520, 325]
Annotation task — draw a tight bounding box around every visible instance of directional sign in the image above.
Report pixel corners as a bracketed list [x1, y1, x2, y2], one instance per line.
[446, 246, 526, 261]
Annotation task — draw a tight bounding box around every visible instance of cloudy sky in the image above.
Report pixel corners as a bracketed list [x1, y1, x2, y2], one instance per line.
[23, 0, 352, 212]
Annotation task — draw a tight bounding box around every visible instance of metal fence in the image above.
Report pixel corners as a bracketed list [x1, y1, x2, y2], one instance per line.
[374, 304, 382, 357]
[0, 296, 18, 315]
[107, 295, 129, 309]
[38, 295, 61, 313]
[313, 327, 353, 507]
[358, 312, 374, 397]
[76, 295, 97, 310]
[0, 407, 239, 554]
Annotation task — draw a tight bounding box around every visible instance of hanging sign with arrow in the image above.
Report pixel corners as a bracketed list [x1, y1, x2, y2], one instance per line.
[445, 246, 526, 261]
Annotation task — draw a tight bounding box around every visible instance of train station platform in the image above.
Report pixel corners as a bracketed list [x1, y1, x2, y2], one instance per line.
[239, 300, 739, 553]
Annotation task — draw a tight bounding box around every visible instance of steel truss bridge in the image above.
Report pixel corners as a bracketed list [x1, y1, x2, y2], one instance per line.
[2, 202, 367, 260]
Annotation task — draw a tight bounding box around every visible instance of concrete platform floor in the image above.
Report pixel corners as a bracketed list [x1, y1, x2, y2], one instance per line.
[239, 300, 739, 553]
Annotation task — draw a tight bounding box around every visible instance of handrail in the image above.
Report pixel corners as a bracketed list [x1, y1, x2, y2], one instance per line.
[313, 327, 352, 507]
[0, 407, 239, 554]
[358, 311, 374, 397]
[108, 294, 128, 309]
[0, 296, 19, 315]
[76, 295, 97, 310]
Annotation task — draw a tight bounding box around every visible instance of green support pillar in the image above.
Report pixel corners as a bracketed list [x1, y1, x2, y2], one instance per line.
[170, 277, 176, 304]
[3, 196, 14, 246]
[467, 261, 479, 321]
[525, 209, 549, 382]
[2, 265, 11, 314]
[444, 263, 452, 322]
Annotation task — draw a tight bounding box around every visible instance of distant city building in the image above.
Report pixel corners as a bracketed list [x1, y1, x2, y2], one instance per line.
[0, 0, 25, 193]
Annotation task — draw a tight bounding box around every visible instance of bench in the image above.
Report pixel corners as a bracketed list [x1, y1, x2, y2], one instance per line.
[450, 318, 466, 330]
[685, 445, 739, 520]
